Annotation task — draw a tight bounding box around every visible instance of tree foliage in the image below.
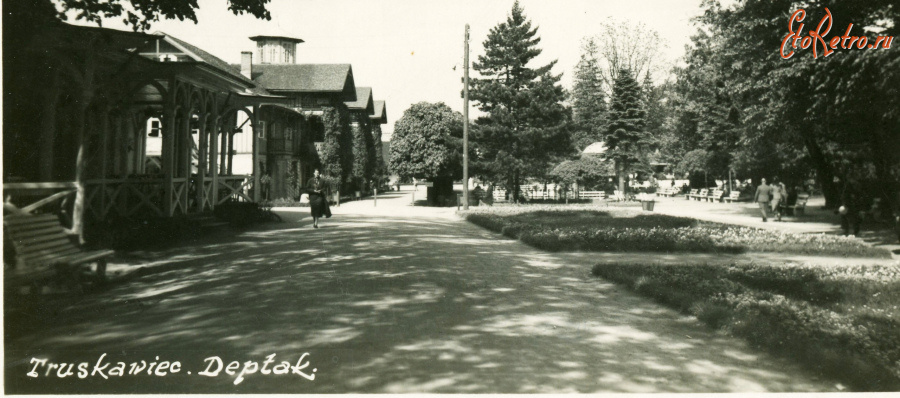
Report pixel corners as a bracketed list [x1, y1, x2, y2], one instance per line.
[669, 0, 899, 209]
[28, 0, 272, 31]
[469, 1, 571, 201]
[589, 19, 668, 94]
[549, 155, 616, 190]
[605, 69, 650, 193]
[319, 107, 343, 184]
[570, 38, 607, 152]
[389, 102, 463, 182]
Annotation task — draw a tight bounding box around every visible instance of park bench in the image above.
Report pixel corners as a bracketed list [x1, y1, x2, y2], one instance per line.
[493, 189, 507, 202]
[660, 187, 679, 197]
[686, 189, 699, 200]
[612, 190, 627, 202]
[706, 189, 725, 202]
[691, 189, 709, 201]
[783, 193, 810, 216]
[723, 191, 742, 203]
[4, 213, 113, 290]
[579, 191, 606, 200]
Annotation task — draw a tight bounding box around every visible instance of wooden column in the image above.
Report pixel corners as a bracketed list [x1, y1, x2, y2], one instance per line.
[196, 111, 208, 211]
[181, 105, 192, 213]
[210, 118, 220, 208]
[162, 80, 177, 217]
[99, 105, 111, 220]
[71, 50, 97, 244]
[38, 68, 61, 181]
[252, 105, 260, 202]
[226, 131, 235, 175]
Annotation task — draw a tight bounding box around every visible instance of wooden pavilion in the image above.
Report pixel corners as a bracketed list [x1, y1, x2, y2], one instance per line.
[3, 23, 293, 242]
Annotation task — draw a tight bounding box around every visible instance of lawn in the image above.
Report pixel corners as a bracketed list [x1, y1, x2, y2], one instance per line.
[461, 205, 891, 258]
[592, 262, 900, 391]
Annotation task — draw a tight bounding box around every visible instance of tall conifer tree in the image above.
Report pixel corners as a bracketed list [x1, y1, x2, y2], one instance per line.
[470, 1, 570, 201]
[605, 68, 649, 193]
[571, 38, 607, 152]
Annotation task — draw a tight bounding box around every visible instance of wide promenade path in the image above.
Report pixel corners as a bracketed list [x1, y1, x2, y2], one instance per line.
[5, 187, 838, 393]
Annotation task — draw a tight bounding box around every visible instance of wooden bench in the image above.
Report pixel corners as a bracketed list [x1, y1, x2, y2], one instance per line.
[723, 191, 742, 203]
[579, 191, 606, 200]
[783, 193, 810, 216]
[4, 213, 114, 290]
[690, 188, 709, 201]
[686, 189, 699, 200]
[706, 189, 725, 202]
[612, 190, 627, 202]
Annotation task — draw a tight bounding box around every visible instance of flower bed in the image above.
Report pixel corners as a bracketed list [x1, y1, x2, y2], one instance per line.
[591, 262, 900, 391]
[460, 206, 890, 257]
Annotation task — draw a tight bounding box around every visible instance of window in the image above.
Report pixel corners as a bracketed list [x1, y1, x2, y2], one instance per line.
[285, 128, 293, 141]
[257, 121, 266, 139]
[149, 119, 161, 137]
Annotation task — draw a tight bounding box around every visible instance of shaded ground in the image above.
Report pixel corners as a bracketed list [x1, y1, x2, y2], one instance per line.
[5, 187, 841, 393]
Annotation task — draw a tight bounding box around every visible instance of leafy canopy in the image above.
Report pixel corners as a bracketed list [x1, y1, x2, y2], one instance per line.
[389, 102, 463, 181]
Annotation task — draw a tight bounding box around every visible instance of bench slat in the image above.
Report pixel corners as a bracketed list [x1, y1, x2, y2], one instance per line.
[21, 248, 87, 266]
[4, 214, 59, 225]
[12, 230, 71, 246]
[14, 236, 76, 254]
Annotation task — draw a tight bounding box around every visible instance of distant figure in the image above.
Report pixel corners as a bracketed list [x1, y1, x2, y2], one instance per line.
[770, 180, 787, 221]
[483, 184, 494, 206]
[754, 178, 773, 222]
[471, 185, 484, 206]
[840, 181, 862, 236]
[306, 169, 331, 229]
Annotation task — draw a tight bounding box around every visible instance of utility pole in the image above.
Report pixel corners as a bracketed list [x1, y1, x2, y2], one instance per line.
[463, 24, 470, 210]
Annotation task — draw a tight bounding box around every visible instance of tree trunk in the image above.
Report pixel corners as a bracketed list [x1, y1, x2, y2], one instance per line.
[801, 132, 838, 207]
[616, 160, 625, 194]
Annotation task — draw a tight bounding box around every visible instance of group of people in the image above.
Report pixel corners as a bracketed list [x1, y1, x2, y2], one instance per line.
[753, 178, 790, 222]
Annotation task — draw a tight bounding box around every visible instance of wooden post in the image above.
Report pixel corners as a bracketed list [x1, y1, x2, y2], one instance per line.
[38, 69, 61, 181]
[71, 50, 97, 244]
[226, 130, 234, 175]
[196, 112, 208, 211]
[99, 105, 110, 220]
[162, 80, 176, 216]
[181, 105, 192, 213]
[252, 105, 260, 202]
[463, 24, 470, 210]
[210, 119, 220, 208]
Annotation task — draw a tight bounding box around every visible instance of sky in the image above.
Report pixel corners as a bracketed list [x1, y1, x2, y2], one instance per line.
[82, 0, 706, 141]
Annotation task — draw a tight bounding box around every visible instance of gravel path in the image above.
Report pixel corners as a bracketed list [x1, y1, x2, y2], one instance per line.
[5, 187, 840, 393]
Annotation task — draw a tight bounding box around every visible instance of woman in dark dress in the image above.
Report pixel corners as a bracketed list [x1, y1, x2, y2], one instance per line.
[306, 169, 331, 228]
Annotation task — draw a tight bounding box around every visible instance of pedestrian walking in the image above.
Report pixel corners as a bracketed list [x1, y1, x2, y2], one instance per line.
[770, 180, 787, 221]
[306, 169, 331, 229]
[482, 184, 494, 206]
[754, 178, 773, 222]
[840, 180, 862, 236]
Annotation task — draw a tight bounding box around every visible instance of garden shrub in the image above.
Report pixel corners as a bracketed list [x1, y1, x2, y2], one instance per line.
[591, 262, 900, 391]
[462, 207, 891, 257]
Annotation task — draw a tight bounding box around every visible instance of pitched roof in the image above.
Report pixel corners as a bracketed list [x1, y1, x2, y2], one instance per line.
[370, 100, 387, 124]
[582, 142, 608, 155]
[345, 87, 373, 112]
[247, 64, 354, 93]
[249, 35, 304, 43]
[157, 32, 257, 87]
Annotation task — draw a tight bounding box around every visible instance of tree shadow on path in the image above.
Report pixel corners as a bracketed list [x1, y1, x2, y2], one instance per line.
[5, 211, 836, 393]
